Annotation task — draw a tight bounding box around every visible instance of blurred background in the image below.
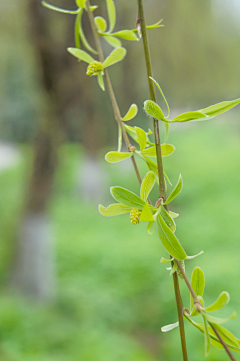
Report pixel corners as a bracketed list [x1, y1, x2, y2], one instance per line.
[0, 0, 240, 360]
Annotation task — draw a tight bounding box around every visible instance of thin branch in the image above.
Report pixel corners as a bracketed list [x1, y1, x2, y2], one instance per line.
[175, 259, 238, 361]
[85, 0, 142, 185]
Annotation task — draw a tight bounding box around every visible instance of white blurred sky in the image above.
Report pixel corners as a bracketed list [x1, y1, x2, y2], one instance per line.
[212, 0, 240, 24]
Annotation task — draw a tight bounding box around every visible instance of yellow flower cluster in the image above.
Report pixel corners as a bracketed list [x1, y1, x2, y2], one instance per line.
[86, 61, 104, 76]
[130, 208, 142, 225]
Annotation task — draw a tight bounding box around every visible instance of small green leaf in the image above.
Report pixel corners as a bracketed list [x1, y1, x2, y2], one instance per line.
[157, 214, 187, 260]
[122, 104, 138, 121]
[142, 155, 159, 184]
[160, 257, 172, 263]
[204, 292, 230, 312]
[150, 77, 170, 118]
[111, 30, 138, 41]
[200, 98, 240, 118]
[186, 251, 204, 260]
[132, 19, 163, 33]
[161, 322, 179, 333]
[170, 261, 178, 275]
[204, 311, 236, 325]
[147, 221, 154, 235]
[104, 35, 122, 48]
[169, 211, 179, 219]
[198, 296, 205, 308]
[165, 174, 183, 205]
[135, 127, 147, 151]
[67, 48, 95, 63]
[97, 72, 105, 91]
[161, 144, 175, 157]
[78, 14, 98, 54]
[76, 0, 85, 7]
[105, 151, 133, 163]
[159, 206, 176, 233]
[164, 122, 169, 143]
[164, 172, 172, 186]
[99, 203, 132, 216]
[141, 146, 156, 157]
[202, 314, 211, 356]
[117, 123, 122, 152]
[190, 267, 205, 315]
[42, 1, 80, 14]
[111, 187, 146, 209]
[144, 100, 165, 121]
[103, 47, 126, 68]
[171, 111, 206, 123]
[140, 171, 155, 201]
[140, 203, 154, 222]
[74, 11, 82, 49]
[106, 0, 116, 32]
[94, 16, 107, 32]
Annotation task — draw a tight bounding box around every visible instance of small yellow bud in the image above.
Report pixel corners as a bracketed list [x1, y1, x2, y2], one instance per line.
[86, 61, 104, 77]
[130, 208, 142, 225]
[177, 260, 185, 280]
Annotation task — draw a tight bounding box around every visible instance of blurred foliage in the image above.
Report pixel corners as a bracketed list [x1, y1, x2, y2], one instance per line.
[0, 115, 240, 360]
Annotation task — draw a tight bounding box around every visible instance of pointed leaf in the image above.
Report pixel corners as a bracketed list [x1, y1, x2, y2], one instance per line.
[135, 127, 147, 151]
[144, 100, 165, 121]
[171, 111, 206, 123]
[67, 48, 95, 63]
[200, 98, 240, 118]
[161, 322, 179, 333]
[190, 267, 205, 315]
[117, 123, 122, 152]
[99, 203, 132, 216]
[111, 187, 146, 209]
[157, 214, 187, 260]
[140, 171, 155, 201]
[202, 314, 211, 356]
[103, 47, 126, 68]
[76, 0, 85, 7]
[42, 1, 80, 14]
[164, 172, 172, 186]
[140, 203, 154, 222]
[97, 72, 105, 91]
[147, 221, 154, 235]
[74, 11, 82, 49]
[94, 16, 107, 33]
[169, 211, 179, 219]
[160, 257, 172, 263]
[205, 292, 230, 312]
[122, 104, 138, 121]
[204, 311, 236, 325]
[164, 122, 169, 143]
[79, 14, 97, 54]
[150, 77, 170, 118]
[104, 35, 122, 48]
[186, 251, 204, 260]
[159, 206, 176, 233]
[106, 0, 116, 32]
[105, 151, 133, 163]
[165, 174, 183, 205]
[132, 20, 164, 33]
[111, 30, 138, 41]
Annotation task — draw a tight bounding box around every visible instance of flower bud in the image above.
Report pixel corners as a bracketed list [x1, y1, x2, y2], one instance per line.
[130, 208, 142, 225]
[86, 61, 104, 76]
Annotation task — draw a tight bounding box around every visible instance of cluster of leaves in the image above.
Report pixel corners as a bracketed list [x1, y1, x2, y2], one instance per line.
[42, 0, 240, 357]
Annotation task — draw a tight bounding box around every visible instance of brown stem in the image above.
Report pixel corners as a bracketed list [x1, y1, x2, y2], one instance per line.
[210, 324, 237, 361]
[85, 0, 142, 185]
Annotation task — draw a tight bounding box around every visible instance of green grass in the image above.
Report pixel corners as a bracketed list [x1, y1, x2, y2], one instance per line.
[0, 114, 240, 360]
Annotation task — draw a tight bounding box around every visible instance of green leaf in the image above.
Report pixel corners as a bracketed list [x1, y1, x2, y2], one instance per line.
[135, 127, 147, 151]
[132, 19, 164, 33]
[160, 257, 172, 263]
[150, 77, 170, 118]
[164, 122, 169, 143]
[78, 14, 98, 54]
[157, 214, 187, 260]
[111, 187, 146, 209]
[111, 30, 138, 41]
[117, 123, 122, 152]
[170, 261, 178, 275]
[97, 72, 105, 91]
[122, 104, 138, 121]
[169, 211, 179, 219]
[105, 151, 133, 163]
[210, 324, 240, 349]
[186, 251, 204, 260]
[106, 0, 116, 32]
[99, 203, 132, 216]
[141, 155, 159, 184]
[161, 322, 179, 333]
[161, 144, 175, 157]
[204, 292, 230, 312]
[67, 48, 95, 63]
[200, 98, 240, 118]
[165, 174, 183, 205]
[164, 172, 172, 186]
[171, 111, 206, 123]
[198, 296, 205, 308]
[76, 0, 85, 7]
[74, 11, 82, 49]
[140, 171, 155, 201]
[144, 100, 165, 121]
[94, 16, 107, 32]
[159, 206, 176, 233]
[140, 203, 154, 222]
[104, 35, 122, 48]
[190, 267, 205, 315]
[141, 146, 156, 157]
[42, 1, 80, 14]
[147, 221, 154, 235]
[202, 314, 211, 356]
[103, 47, 126, 68]
[204, 311, 236, 325]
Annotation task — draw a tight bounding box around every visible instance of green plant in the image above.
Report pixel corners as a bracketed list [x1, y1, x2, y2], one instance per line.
[42, 0, 240, 359]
